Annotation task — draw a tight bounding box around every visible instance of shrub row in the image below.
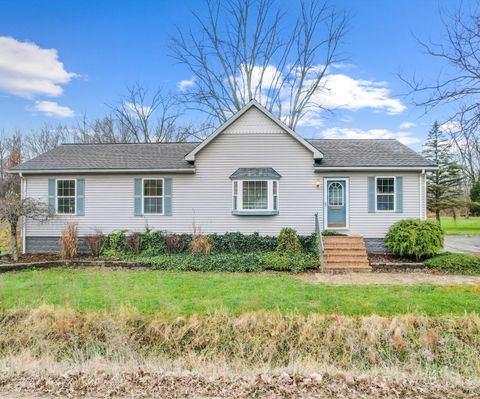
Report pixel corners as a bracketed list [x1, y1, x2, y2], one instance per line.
[130, 251, 320, 273]
[98, 229, 319, 257]
[424, 253, 480, 275]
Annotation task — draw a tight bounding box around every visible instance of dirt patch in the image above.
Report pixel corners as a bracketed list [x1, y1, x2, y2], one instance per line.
[0, 371, 478, 398]
[299, 272, 480, 285]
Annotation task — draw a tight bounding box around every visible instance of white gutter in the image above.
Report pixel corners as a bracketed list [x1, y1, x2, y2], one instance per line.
[9, 168, 196, 175]
[314, 166, 438, 172]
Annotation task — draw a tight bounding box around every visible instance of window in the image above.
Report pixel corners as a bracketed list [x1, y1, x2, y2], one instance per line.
[376, 177, 395, 211]
[243, 181, 268, 209]
[232, 180, 279, 213]
[57, 179, 76, 214]
[328, 182, 344, 206]
[143, 179, 163, 214]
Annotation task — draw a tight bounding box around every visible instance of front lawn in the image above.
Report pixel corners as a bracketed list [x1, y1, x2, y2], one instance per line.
[439, 217, 480, 235]
[0, 268, 478, 316]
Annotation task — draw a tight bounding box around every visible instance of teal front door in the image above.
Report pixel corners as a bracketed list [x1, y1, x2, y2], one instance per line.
[326, 179, 347, 229]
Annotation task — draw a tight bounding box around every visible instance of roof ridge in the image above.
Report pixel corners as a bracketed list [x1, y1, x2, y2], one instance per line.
[61, 141, 201, 146]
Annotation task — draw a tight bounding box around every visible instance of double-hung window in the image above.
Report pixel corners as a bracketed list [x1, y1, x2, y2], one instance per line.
[375, 177, 396, 212]
[143, 178, 164, 214]
[232, 180, 279, 214]
[57, 179, 76, 214]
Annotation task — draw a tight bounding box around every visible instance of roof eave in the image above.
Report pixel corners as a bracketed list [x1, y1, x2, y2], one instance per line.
[9, 168, 196, 175]
[314, 166, 438, 172]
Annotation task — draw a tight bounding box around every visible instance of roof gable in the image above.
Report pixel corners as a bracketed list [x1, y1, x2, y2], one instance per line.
[184, 100, 323, 162]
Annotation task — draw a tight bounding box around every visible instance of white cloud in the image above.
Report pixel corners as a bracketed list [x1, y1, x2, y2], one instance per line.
[178, 78, 195, 92]
[321, 127, 420, 145]
[0, 36, 76, 98]
[32, 101, 75, 117]
[399, 122, 416, 129]
[440, 121, 461, 133]
[313, 74, 406, 115]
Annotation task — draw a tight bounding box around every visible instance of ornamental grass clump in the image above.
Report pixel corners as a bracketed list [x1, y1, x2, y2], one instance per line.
[385, 219, 444, 260]
[60, 222, 78, 259]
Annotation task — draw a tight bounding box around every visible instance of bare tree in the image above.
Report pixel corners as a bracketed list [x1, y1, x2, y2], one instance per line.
[0, 192, 52, 260]
[108, 83, 197, 142]
[24, 123, 70, 159]
[402, 2, 480, 128]
[171, 0, 347, 129]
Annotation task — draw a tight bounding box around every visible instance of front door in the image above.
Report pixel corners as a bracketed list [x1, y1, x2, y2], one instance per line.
[325, 179, 347, 229]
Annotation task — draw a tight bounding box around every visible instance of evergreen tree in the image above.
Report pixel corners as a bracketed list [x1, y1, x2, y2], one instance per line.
[422, 121, 464, 220]
[470, 180, 480, 216]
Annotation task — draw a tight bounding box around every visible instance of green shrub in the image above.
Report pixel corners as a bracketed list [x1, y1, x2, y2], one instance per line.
[209, 232, 277, 253]
[277, 228, 302, 254]
[385, 219, 444, 260]
[99, 230, 319, 259]
[261, 252, 320, 273]
[102, 230, 128, 258]
[131, 251, 319, 273]
[141, 229, 166, 256]
[424, 253, 480, 275]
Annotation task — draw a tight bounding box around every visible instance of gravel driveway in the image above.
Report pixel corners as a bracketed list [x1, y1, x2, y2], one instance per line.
[300, 272, 480, 285]
[444, 235, 480, 255]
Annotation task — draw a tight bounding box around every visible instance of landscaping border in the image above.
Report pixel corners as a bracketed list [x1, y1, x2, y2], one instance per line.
[371, 262, 427, 273]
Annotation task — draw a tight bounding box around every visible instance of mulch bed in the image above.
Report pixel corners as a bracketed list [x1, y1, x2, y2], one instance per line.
[368, 253, 418, 264]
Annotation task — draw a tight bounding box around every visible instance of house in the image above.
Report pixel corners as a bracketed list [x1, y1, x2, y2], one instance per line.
[11, 100, 436, 257]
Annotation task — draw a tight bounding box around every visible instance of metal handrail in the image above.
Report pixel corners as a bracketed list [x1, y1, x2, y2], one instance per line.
[314, 212, 324, 266]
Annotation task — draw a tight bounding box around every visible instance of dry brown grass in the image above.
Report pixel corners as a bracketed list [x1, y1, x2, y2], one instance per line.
[0, 306, 478, 379]
[60, 222, 78, 259]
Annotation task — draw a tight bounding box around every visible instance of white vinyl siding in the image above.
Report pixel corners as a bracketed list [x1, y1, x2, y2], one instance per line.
[23, 106, 425, 239]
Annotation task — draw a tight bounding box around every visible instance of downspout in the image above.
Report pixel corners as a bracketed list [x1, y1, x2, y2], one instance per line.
[420, 169, 426, 220]
[20, 173, 26, 254]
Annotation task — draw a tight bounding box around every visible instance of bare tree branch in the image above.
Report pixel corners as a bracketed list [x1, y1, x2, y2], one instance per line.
[171, 0, 347, 129]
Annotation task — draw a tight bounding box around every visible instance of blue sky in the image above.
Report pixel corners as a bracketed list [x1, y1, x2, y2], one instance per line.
[0, 0, 458, 149]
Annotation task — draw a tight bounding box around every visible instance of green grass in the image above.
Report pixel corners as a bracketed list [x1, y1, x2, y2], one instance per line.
[439, 217, 480, 235]
[0, 268, 478, 317]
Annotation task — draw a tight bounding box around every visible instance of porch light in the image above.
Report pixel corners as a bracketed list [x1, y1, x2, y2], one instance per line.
[315, 180, 321, 188]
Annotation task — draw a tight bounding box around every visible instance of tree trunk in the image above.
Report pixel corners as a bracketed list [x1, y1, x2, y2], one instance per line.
[10, 222, 18, 261]
[435, 210, 440, 221]
[452, 209, 457, 221]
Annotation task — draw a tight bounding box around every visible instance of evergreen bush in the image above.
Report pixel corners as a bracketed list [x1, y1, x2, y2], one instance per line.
[385, 219, 444, 260]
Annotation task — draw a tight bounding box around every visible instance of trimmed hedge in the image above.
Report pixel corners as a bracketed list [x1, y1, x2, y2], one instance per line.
[424, 253, 480, 275]
[130, 252, 320, 273]
[385, 219, 444, 260]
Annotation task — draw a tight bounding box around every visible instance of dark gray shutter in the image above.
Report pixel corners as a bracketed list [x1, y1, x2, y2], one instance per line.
[76, 178, 85, 216]
[164, 178, 172, 216]
[368, 176, 375, 213]
[48, 179, 56, 211]
[395, 176, 403, 213]
[134, 178, 142, 216]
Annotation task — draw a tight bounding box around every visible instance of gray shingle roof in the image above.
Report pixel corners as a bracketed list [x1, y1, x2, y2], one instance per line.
[230, 167, 282, 180]
[11, 138, 434, 173]
[307, 139, 435, 168]
[11, 142, 200, 172]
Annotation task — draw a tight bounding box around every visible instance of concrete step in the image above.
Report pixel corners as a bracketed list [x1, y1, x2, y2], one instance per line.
[324, 256, 369, 263]
[324, 261, 370, 268]
[322, 266, 372, 273]
[324, 244, 366, 250]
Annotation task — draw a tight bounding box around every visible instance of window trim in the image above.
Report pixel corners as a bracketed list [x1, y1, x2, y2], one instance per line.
[375, 176, 396, 213]
[231, 179, 279, 214]
[142, 177, 165, 215]
[56, 178, 76, 215]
